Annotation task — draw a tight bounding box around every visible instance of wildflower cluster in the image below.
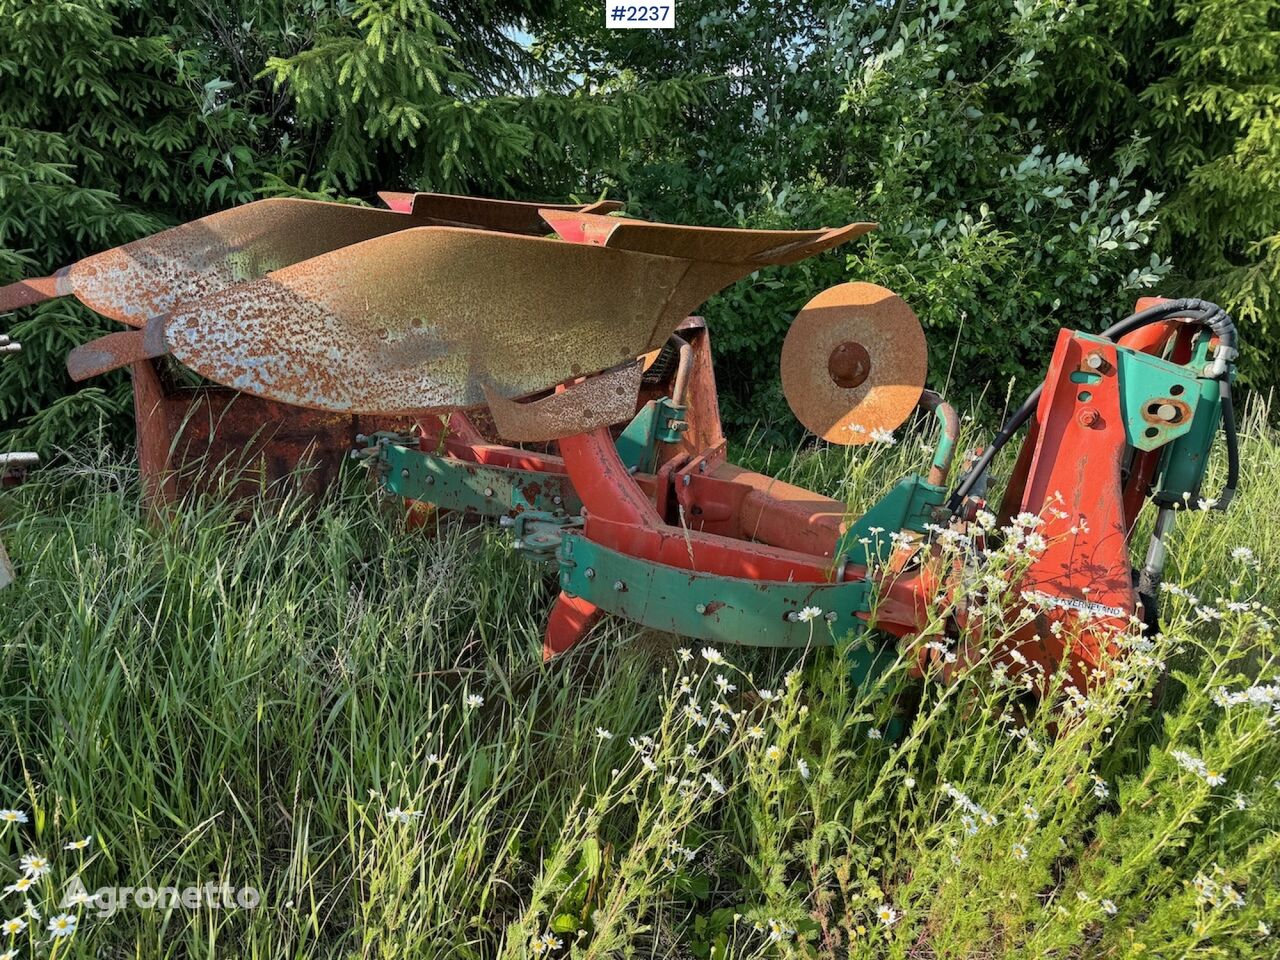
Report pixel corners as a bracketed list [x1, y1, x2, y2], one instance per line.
[0, 807, 100, 956]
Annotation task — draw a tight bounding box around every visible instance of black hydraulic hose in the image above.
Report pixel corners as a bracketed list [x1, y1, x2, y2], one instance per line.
[946, 298, 1237, 514]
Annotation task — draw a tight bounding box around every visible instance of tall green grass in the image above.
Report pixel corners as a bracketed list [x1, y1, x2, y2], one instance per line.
[0, 401, 1276, 959]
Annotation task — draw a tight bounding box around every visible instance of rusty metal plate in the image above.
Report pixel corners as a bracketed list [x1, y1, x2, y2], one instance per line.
[67, 325, 168, 381]
[539, 210, 875, 264]
[780, 282, 926, 444]
[485, 362, 642, 441]
[155, 227, 699, 414]
[378, 192, 623, 233]
[0, 275, 59, 313]
[16, 198, 447, 328]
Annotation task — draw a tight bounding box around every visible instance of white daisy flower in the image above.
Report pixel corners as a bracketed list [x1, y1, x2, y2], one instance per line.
[18, 854, 50, 878]
[47, 913, 77, 937]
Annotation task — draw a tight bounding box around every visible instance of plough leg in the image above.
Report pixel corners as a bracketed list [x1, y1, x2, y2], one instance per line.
[544, 593, 604, 660]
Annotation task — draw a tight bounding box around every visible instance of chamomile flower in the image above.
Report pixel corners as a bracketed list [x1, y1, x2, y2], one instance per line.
[870, 428, 897, 445]
[677, 648, 693, 662]
[867, 727, 883, 741]
[701, 647, 725, 666]
[0, 917, 24, 935]
[1205, 769, 1227, 787]
[46, 913, 77, 938]
[765, 745, 784, 762]
[747, 725, 765, 740]
[714, 674, 736, 693]
[876, 904, 898, 926]
[1090, 774, 1110, 800]
[64, 890, 97, 907]
[1021, 802, 1040, 822]
[0, 811, 27, 826]
[464, 693, 484, 709]
[703, 773, 727, 795]
[904, 776, 916, 789]
[1101, 899, 1117, 916]
[63, 836, 92, 851]
[757, 689, 778, 702]
[18, 854, 50, 878]
[0, 948, 14, 960]
[796, 606, 823, 623]
[594, 727, 613, 740]
[797, 758, 810, 780]
[765, 918, 796, 942]
[1011, 842, 1029, 861]
[385, 807, 422, 825]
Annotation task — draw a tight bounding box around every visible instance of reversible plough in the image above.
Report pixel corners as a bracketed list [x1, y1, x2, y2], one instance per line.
[0, 192, 1240, 693]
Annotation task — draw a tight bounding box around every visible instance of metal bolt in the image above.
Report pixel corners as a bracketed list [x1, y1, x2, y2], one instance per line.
[682, 475, 691, 486]
[1156, 403, 1179, 422]
[613, 580, 626, 592]
[785, 611, 800, 622]
[425, 475, 435, 486]
[400, 468, 410, 479]
[695, 603, 708, 614]
[584, 567, 595, 580]
[484, 486, 494, 498]
[355, 434, 367, 444]
[552, 495, 563, 505]
[1085, 352, 1106, 371]
[1077, 407, 1101, 428]
[512, 539, 524, 550]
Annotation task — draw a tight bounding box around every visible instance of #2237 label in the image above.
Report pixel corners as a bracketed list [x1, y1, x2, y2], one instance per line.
[606, 3, 674, 28]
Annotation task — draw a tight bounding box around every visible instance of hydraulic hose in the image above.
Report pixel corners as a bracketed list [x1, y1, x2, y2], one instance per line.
[946, 298, 1238, 514]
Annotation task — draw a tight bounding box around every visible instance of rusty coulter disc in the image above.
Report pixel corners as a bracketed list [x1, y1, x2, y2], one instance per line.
[780, 282, 926, 444]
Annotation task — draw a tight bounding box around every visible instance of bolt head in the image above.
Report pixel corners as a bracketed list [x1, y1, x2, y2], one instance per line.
[696, 603, 707, 614]
[484, 487, 494, 497]
[613, 580, 626, 592]
[401, 468, 410, 479]
[1157, 403, 1178, 422]
[1085, 352, 1105, 370]
[1077, 407, 1101, 427]
[584, 567, 596, 580]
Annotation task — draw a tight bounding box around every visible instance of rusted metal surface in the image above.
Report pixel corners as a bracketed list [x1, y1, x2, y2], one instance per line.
[377, 191, 622, 232]
[485, 362, 642, 441]
[0, 275, 59, 313]
[67, 326, 167, 381]
[780, 282, 926, 444]
[131, 358, 405, 510]
[538, 210, 874, 263]
[153, 227, 715, 414]
[23, 199, 459, 328]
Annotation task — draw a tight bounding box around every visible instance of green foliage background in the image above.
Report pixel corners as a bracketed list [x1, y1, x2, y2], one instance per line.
[0, 0, 1276, 448]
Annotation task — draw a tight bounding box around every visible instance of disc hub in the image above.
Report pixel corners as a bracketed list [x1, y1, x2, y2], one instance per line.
[827, 341, 872, 389]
